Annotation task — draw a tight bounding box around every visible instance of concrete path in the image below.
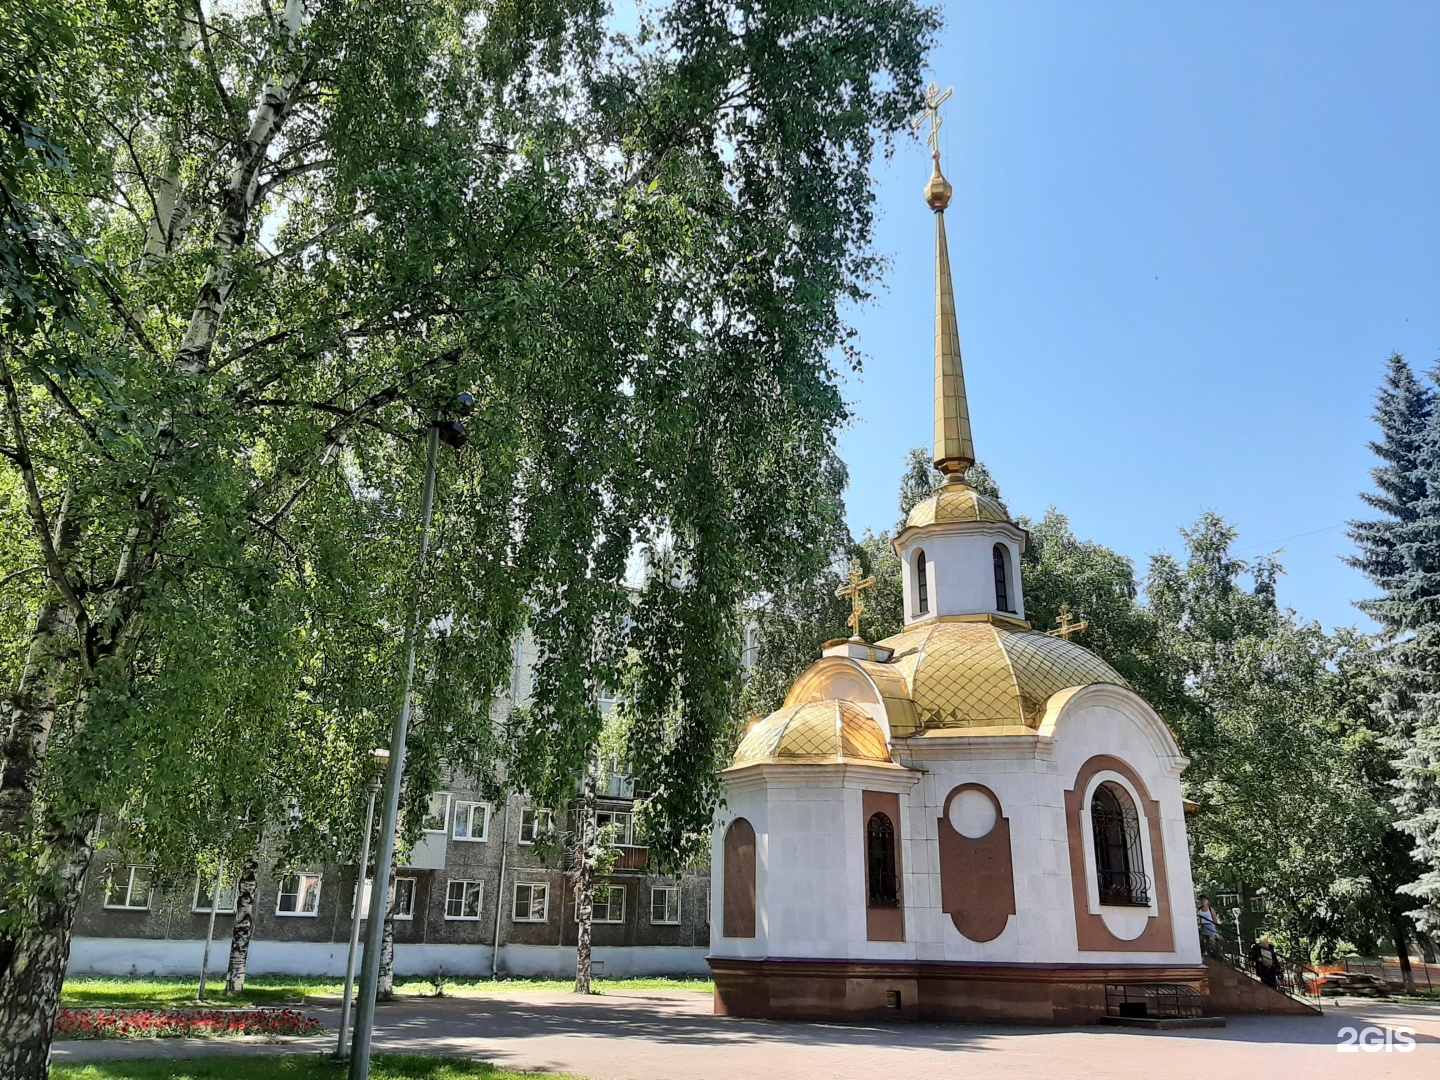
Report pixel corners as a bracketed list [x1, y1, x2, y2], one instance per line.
[53, 990, 1440, 1079]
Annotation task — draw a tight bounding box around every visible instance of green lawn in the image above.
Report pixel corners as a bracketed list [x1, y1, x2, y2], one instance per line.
[52, 1054, 578, 1080]
[61, 975, 712, 1009]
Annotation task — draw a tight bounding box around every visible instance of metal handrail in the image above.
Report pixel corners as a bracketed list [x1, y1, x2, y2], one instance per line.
[1208, 934, 1323, 1006]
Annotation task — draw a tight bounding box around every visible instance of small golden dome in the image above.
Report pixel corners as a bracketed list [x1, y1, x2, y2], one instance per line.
[731, 700, 891, 767]
[877, 620, 1128, 729]
[924, 152, 953, 211]
[903, 480, 1010, 530]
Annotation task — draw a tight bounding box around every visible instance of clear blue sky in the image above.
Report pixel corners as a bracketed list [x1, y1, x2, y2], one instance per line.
[838, 0, 1440, 632]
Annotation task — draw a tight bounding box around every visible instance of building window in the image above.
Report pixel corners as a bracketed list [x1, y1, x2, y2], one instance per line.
[1249, 895, 1269, 913]
[104, 866, 154, 910]
[192, 875, 237, 914]
[993, 544, 1010, 612]
[519, 807, 552, 845]
[445, 879, 483, 920]
[1091, 782, 1149, 906]
[422, 792, 452, 834]
[276, 873, 323, 916]
[512, 882, 550, 922]
[916, 550, 929, 615]
[866, 813, 900, 906]
[357, 876, 416, 920]
[576, 884, 626, 924]
[595, 809, 634, 845]
[452, 800, 490, 842]
[650, 885, 681, 925]
[1217, 891, 1240, 911]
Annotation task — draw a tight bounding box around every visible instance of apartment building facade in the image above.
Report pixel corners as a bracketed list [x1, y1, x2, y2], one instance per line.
[70, 634, 713, 979]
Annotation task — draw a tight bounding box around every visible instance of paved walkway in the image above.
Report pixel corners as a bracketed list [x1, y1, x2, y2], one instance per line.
[54, 990, 1440, 1079]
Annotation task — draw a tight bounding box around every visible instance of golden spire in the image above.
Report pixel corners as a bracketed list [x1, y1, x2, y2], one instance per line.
[914, 83, 975, 479]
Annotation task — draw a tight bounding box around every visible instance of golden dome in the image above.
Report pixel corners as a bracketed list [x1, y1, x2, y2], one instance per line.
[904, 482, 1011, 530]
[876, 619, 1127, 730]
[731, 700, 892, 767]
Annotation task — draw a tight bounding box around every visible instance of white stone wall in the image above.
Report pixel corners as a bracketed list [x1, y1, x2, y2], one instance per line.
[68, 938, 710, 979]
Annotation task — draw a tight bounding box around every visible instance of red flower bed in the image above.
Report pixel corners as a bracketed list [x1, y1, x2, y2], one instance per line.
[55, 1007, 323, 1040]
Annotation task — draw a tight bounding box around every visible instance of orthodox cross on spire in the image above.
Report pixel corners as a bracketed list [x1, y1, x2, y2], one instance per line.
[912, 83, 953, 155]
[835, 562, 877, 642]
[1047, 603, 1091, 641]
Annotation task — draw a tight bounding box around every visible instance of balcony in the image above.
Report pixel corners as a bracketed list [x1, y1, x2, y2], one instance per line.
[568, 844, 649, 874]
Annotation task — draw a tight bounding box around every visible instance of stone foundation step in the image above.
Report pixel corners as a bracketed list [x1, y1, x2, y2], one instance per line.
[1099, 1015, 1227, 1030]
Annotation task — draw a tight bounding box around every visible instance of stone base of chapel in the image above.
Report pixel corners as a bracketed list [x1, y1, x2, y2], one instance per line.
[708, 956, 1210, 1025]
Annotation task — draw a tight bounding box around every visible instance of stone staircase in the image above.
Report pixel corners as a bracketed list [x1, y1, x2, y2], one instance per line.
[1203, 956, 1322, 1016]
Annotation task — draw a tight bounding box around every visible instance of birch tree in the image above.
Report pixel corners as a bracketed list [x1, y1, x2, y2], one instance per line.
[1, 0, 937, 1071]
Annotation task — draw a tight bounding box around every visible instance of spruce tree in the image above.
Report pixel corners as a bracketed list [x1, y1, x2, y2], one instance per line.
[1349, 354, 1440, 939]
[1348, 354, 1435, 626]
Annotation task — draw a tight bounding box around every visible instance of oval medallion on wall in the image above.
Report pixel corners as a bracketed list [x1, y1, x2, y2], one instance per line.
[937, 783, 1016, 943]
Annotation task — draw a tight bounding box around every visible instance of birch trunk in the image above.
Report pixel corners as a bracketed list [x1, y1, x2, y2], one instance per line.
[0, 809, 97, 1080]
[377, 852, 398, 1000]
[574, 778, 597, 995]
[225, 854, 262, 994]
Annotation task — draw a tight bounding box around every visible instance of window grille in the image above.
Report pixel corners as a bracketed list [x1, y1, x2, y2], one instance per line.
[1091, 783, 1150, 907]
[866, 813, 899, 906]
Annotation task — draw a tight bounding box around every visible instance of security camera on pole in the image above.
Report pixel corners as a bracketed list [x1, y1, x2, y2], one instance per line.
[348, 394, 473, 1080]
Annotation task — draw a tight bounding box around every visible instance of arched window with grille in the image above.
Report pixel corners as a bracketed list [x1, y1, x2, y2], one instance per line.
[993, 544, 1010, 612]
[1090, 782, 1149, 906]
[866, 813, 899, 906]
[915, 550, 929, 615]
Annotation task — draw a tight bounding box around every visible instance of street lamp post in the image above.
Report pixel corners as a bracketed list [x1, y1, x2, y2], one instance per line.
[349, 398, 471, 1080]
[335, 748, 390, 1060]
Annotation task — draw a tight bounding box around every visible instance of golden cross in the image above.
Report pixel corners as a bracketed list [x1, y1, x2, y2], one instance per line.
[835, 562, 877, 641]
[911, 82, 954, 154]
[1047, 603, 1091, 641]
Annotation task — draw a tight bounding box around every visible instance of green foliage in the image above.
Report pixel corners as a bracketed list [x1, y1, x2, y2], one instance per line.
[1348, 354, 1440, 934]
[0, 5, 942, 1044]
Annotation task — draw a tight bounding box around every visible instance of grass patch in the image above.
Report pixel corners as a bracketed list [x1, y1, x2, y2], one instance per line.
[61, 975, 712, 1009]
[51, 1054, 578, 1080]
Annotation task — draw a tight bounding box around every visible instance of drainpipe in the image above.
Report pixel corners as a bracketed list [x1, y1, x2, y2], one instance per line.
[490, 792, 511, 977]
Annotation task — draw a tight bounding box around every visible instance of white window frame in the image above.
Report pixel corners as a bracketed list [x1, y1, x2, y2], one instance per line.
[519, 807, 552, 845]
[275, 872, 323, 917]
[192, 874, 237, 915]
[650, 885, 681, 925]
[1080, 772, 1158, 917]
[1217, 891, 1241, 911]
[577, 884, 626, 924]
[356, 876, 417, 920]
[512, 882, 550, 923]
[445, 879, 484, 921]
[422, 792, 452, 834]
[451, 800, 491, 842]
[104, 865, 154, 911]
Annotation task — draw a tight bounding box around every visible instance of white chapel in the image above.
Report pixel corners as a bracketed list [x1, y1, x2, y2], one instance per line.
[706, 114, 1207, 1024]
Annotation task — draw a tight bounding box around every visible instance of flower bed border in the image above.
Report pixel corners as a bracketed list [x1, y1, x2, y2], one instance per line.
[55, 1007, 324, 1040]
